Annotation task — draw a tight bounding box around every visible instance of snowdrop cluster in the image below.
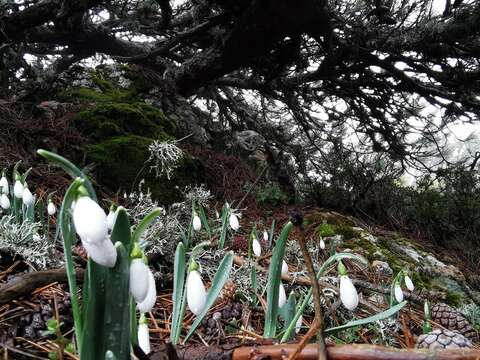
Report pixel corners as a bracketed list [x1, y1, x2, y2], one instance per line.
[394, 271, 415, 303]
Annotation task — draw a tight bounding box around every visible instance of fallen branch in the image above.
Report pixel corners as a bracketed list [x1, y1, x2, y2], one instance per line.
[0, 267, 84, 304]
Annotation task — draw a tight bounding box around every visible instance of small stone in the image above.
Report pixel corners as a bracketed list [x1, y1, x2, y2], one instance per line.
[372, 260, 393, 276]
[23, 326, 36, 339]
[31, 313, 44, 330]
[212, 312, 222, 321]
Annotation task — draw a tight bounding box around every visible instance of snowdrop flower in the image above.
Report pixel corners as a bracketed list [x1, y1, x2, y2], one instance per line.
[404, 274, 414, 291]
[1, 194, 10, 210]
[130, 258, 150, 303]
[14, 180, 24, 199]
[106, 208, 118, 231]
[215, 210, 220, 219]
[72, 195, 108, 244]
[338, 261, 359, 311]
[263, 230, 268, 242]
[192, 213, 202, 231]
[229, 213, 240, 231]
[281, 260, 288, 277]
[138, 314, 151, 354]
[186, 265, 207, 316]
[394, 283, 404, 303]
[0, 175, 8, 194]
[47, 200, 56, 216]
[22, 187, 34, 206]
[278, 282, 287, 308]
[320, 239, 325, 250]
[82, 238, 117, 268]
[295, 315, 303, 334]
[137, 269, 157, 312]
[252, 237, 262, 257]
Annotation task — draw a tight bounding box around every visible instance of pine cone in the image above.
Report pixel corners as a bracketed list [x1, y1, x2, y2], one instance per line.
[219, 280, 237, 303]
[431, 303, 478, 342]
[416, 329, 472, 350]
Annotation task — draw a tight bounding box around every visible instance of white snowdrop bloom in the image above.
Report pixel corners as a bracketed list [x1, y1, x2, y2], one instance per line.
[263, 230, 268, 242]
[47, 201, 56, 216]
[137, 270, 157, 313]
[0, 176, 8, 194]
[13, 181, 24, 199]
[33, 233, 42, 242]
[404, 275, 414, 291]
[394, 284, 404, 303]
[229, 213, 240, 231]
[73, 196, 108, 244]
[106, 210, 117, 230]
[130, 259, 150, 303]
[192, 214, 202, 231]
[278, 282, 287, 308]
[252, 238, 262, 257]
[1, 194, 10, 210]
[295, 315, 303, 334]
[339, 275, 359, 311]
[320, 239, 325, 250]
[22, 187, 34, 206]
[186, 270, 207, 316]
[281, 260, 289, 277]
[82, 238, 117, 268]
[137, 321, 151, 354]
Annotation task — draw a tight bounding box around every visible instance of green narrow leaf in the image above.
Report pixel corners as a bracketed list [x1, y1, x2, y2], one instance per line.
[171, 243, 186, 344]
[184, 251, 234, 342]
[268, 219, 275, 248]
[218, 204, 229, 249]
[324, 301, 407, 335]
[132, 208, 162, 246]
[197, 205, 212, 240]
[280, 293, 296, 336]
[263, 221, 293, 338]
[281, 293, 309, 343]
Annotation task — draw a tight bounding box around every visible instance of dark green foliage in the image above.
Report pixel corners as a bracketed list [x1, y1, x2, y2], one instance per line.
[315, 223, 335, 237]
[255, 182, 287, 206]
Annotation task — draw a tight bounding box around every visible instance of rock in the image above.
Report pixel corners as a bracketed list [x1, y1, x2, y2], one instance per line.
[416, 329, 472, 350]
[235, 130, 266, 152]
[372, 260, 393, 276]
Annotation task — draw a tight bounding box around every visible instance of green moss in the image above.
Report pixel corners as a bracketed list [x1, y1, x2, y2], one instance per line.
[333, 224, 361, 240]
[316, 223, 335, 237]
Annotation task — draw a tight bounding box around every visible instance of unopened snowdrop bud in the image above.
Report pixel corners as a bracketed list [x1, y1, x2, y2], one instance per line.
[138, 314, 151, 354]
[320, 239, 326, 250]
[229, 213, 240, 231]
[1, 194, 10, 210]
[252, 237, 262, 257]
[263, 230, 268, 242]
[14, 180, 24, 199]
[130, 257, 150, 303]
[295, 315, 303, 334]
[394, 283, 404, 303]
[215, 210, 220, 219]
[47, 200, 56, 216]
[192, 213, 202, 231]
[82, 238, 117, 268]
[424, 300, 430, 319]
[404, 274, 414, 291]
[278, 282, 287, 308]
[137, 269, 157, 313]
[186, 264, 207, 316]
[73, 193, 108, 244]
[281, 260, 289, 277]
[106, 207, 117, 231]
[0, 176, 8, 195]
[22, 187, 34, 206]
[338, 261, 359, 311]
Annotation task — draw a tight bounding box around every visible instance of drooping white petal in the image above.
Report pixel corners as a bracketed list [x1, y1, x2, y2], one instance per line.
[13, 181, 23, 199]
[106, 210, 117, 230]
[1, 194, 10, 210]
[82, 238, 117, 268]
[404, 275, 414, 291]
[278, 282, 287, 308]
[394, 284, 404, 303]
[229, 213, 240, 231]
[22, 188, 34, 206]
[186, 270, 207, 316]
[47, 202, 56, 216]
[130, 259, 150, 303]
[0, 177, 8, 194]
[137, 323, 151, 354]
[137, 270, 157, 313]
[340, 275, 359, 311]
[320, 239, 326, 250]
[192, 215, 202, 231]
[263, 230, 269, 242]
[295, 315, 303, 334]
[281, 260, 289, 277]
[73, 197, 108, 244]
[252, 238, 262, 257]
